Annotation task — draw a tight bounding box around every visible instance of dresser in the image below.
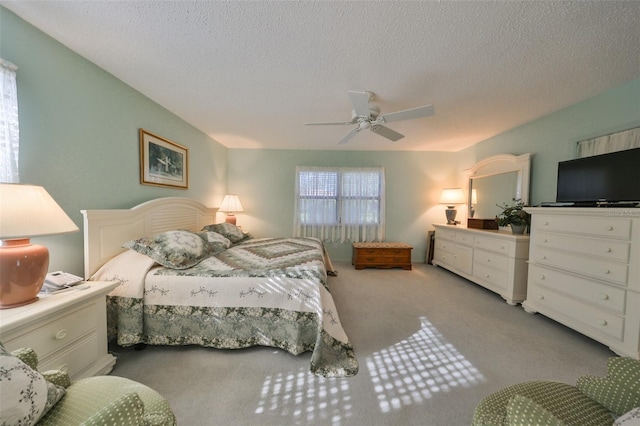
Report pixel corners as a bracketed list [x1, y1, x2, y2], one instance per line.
[432, 224, 530, 305]
[0, 281, 120, 380]
[523, 208, 639, 359]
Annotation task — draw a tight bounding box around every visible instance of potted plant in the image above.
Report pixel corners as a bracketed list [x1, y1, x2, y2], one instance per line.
[495, 199, 531, 234]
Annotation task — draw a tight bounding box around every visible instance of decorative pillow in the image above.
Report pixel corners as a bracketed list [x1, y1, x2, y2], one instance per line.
[577, 357, 640, 417]
[82, 392, 145, 426]
[615, 407, 640, 426]
[0, 344, 65, 426]
[201, 223, 250, 244]
[123, 230, 211, 269]
[196, 231, 232, 254]
[506, 395, 567, 426]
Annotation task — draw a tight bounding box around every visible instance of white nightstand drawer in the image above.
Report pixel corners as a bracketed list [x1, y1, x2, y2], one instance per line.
[534, 215, 632, 240]
[535, 232, 630, 262]
[6, 304, 97, 359]
[39, 334, 99, 377]
[474, 235, 512, 255]
[474, 249, 509, 272]
[528, 264, 626, 313]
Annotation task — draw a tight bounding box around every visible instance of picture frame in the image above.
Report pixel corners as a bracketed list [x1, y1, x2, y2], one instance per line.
[139, 129, 189, 189]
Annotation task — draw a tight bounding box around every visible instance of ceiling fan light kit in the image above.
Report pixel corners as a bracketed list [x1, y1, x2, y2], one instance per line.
[306, 91, 435, 145]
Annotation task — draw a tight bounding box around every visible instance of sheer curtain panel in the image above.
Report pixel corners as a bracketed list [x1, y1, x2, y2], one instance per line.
[294, 166, 385, 243]
[1, 58, 19, 183]
[576, 127, 640, 158]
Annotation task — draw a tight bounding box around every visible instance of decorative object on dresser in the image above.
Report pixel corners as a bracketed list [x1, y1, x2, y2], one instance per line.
[0, 184, 79, 309]
[0, 281, 120, 380]
[352, 242, 413, 270]
[439, 188, 465, 225]
[139, 128, 189, 189]
[467, 218, 499, 230]
[495, 199, 531, 234]
[218, 194, 244, 225]
[432, 225, 529, 305]
[523, 207, 640, 360]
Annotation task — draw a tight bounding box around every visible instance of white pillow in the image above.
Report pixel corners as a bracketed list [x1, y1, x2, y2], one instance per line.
[615, 407, 640, 426]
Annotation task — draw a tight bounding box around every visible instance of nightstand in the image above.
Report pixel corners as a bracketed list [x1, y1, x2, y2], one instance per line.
[0, 280, 120, 380]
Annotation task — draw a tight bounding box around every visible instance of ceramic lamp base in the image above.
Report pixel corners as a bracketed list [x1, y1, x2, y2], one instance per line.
[0, 239, 49, 309]
[225, 214, 237, 225]
[445, 207, 458, 225]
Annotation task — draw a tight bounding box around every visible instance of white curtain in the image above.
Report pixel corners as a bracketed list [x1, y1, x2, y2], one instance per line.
[1, 58, 19, 183]
[293, 166, 385, 243]
[576, 127, 640, 158]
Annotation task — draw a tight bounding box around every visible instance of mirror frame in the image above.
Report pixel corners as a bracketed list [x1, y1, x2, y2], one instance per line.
[464, 153, 531, 215]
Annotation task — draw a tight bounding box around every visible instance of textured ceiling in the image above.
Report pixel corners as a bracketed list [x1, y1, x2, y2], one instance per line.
[3, 1, 639, 151]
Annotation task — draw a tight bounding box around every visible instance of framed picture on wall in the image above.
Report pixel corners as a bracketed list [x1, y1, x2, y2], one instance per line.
[139, 129, 189, 189]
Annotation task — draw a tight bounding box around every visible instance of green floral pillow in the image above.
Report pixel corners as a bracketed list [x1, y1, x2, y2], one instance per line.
[201, 223, 250, 244]
[577, 357, 640, 417]
[123, 230, 211, 269]
[195, 231, 232, 254]
[0, 343, 66, 426]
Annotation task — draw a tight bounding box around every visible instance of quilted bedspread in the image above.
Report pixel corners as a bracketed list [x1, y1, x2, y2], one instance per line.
[91, 237, 358, 377]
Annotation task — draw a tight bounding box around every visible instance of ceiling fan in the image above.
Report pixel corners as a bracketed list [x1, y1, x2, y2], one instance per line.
[305, 91, 435, 144]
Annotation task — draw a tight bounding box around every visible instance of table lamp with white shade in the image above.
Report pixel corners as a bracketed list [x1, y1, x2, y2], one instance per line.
[439, 188, 465, 225]
[218, 194, 244, 225]
[0, 184, 79, 309]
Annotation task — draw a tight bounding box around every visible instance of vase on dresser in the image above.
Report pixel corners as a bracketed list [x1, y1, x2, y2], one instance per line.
[510, 224, 527, 234]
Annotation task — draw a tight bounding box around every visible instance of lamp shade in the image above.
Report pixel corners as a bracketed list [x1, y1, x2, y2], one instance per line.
[0, 184, 79, 238]
[439, 188, 465, 206]
[218, 195, 244, 213]
[0, 184, 79, 309]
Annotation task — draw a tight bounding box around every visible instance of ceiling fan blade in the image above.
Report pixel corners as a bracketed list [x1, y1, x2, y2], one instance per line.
[370, 124, 404, 141]
[305, 121, 353, 126]
[338, 128, 360, 144]
[348, 91, 372, 117]
[379, 104, 435, 123]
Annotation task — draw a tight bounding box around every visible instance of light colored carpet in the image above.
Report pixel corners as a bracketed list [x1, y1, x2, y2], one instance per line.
[109, 263, 614, 426]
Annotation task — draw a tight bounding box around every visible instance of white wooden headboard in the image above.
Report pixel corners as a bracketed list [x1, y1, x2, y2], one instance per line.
[81, 197, 217, 278]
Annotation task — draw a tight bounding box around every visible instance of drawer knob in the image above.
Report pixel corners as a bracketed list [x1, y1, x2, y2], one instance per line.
[544, 221, 549, 226]
[606, 226, 613, 231]
[604, 269, 611, 275]
[600, 293, 609, 300]
[605, 248, 612, 253]
[486, 259, 491, 263]
[485, 274, 491, 279]
[538, 294, 544, 300]
[539, 274, 546, 280]
[543, 238, 548, 243]
[55, 329, 68, 340]
[542, 255, 547, 260]
[598, 319, 607, 326]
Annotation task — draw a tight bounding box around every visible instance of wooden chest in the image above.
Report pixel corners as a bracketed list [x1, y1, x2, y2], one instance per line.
[352, 242, 413, 270]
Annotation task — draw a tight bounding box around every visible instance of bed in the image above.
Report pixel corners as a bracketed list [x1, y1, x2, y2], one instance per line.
[81, 197, 358, 377]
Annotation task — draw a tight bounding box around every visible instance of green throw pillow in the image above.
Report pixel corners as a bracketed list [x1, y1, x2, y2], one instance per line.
[577, 357, 640, 417]
[201, 223, 249, 244]
[82, 392, 145, 426]
[123, 229, 211, 269]
[506, 395, 567, 426]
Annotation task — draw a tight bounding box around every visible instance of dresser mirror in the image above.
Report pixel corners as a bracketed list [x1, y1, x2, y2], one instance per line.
[465, 154, 531, 219]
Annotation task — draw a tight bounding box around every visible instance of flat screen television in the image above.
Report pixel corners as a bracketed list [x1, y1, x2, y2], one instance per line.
[556, 147, 640, 206]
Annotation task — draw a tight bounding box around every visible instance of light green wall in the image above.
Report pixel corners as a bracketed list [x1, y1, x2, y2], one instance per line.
[1, 8, 228, 276]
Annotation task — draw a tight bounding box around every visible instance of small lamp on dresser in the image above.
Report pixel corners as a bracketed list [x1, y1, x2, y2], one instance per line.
[0, 183, 79, 309]
[439, 188, 465, 225]
[219, 194, 244, 225]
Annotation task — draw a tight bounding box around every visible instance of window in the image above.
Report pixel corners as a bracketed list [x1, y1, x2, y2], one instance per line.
[576, 126, 640, 158]
[1, 58, 19, 183]
[294, 166, 385, 242]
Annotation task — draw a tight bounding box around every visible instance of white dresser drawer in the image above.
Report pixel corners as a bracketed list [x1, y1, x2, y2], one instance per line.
[435, 238, 454, 255]
[535, 232, 630, 262]
[534, 215, 632, 240]
[4, 304, 97, 359]
[527, 283, 625, 341]
[532, 248, 629, 285]
[454, 245, 473, 275]
[474, 249, 509, 272]
[474, 235, 512, 256]
[474, 262, 508, 290]
[436, 229, 457, 242]
[456, 232, 474, 247]
[528, 264, 626, 313]
[434, 249, 454, 267]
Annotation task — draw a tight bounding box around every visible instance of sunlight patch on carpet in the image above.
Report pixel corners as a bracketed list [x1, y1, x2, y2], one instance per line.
[254, 363, 352, 425]
[366, 316, 485, 413]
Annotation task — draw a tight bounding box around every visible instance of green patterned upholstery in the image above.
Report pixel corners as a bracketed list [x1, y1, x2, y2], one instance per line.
[577, 357, 640, 417]
[472, 381, 613, 426]
[506, 395, 567, 426]
[12, 346, 39, 370]
[38, 376, 176, 426]
[473, 357, 640, 426]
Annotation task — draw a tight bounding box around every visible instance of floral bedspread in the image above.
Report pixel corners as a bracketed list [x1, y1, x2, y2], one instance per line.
[91, 237, 358, 377]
